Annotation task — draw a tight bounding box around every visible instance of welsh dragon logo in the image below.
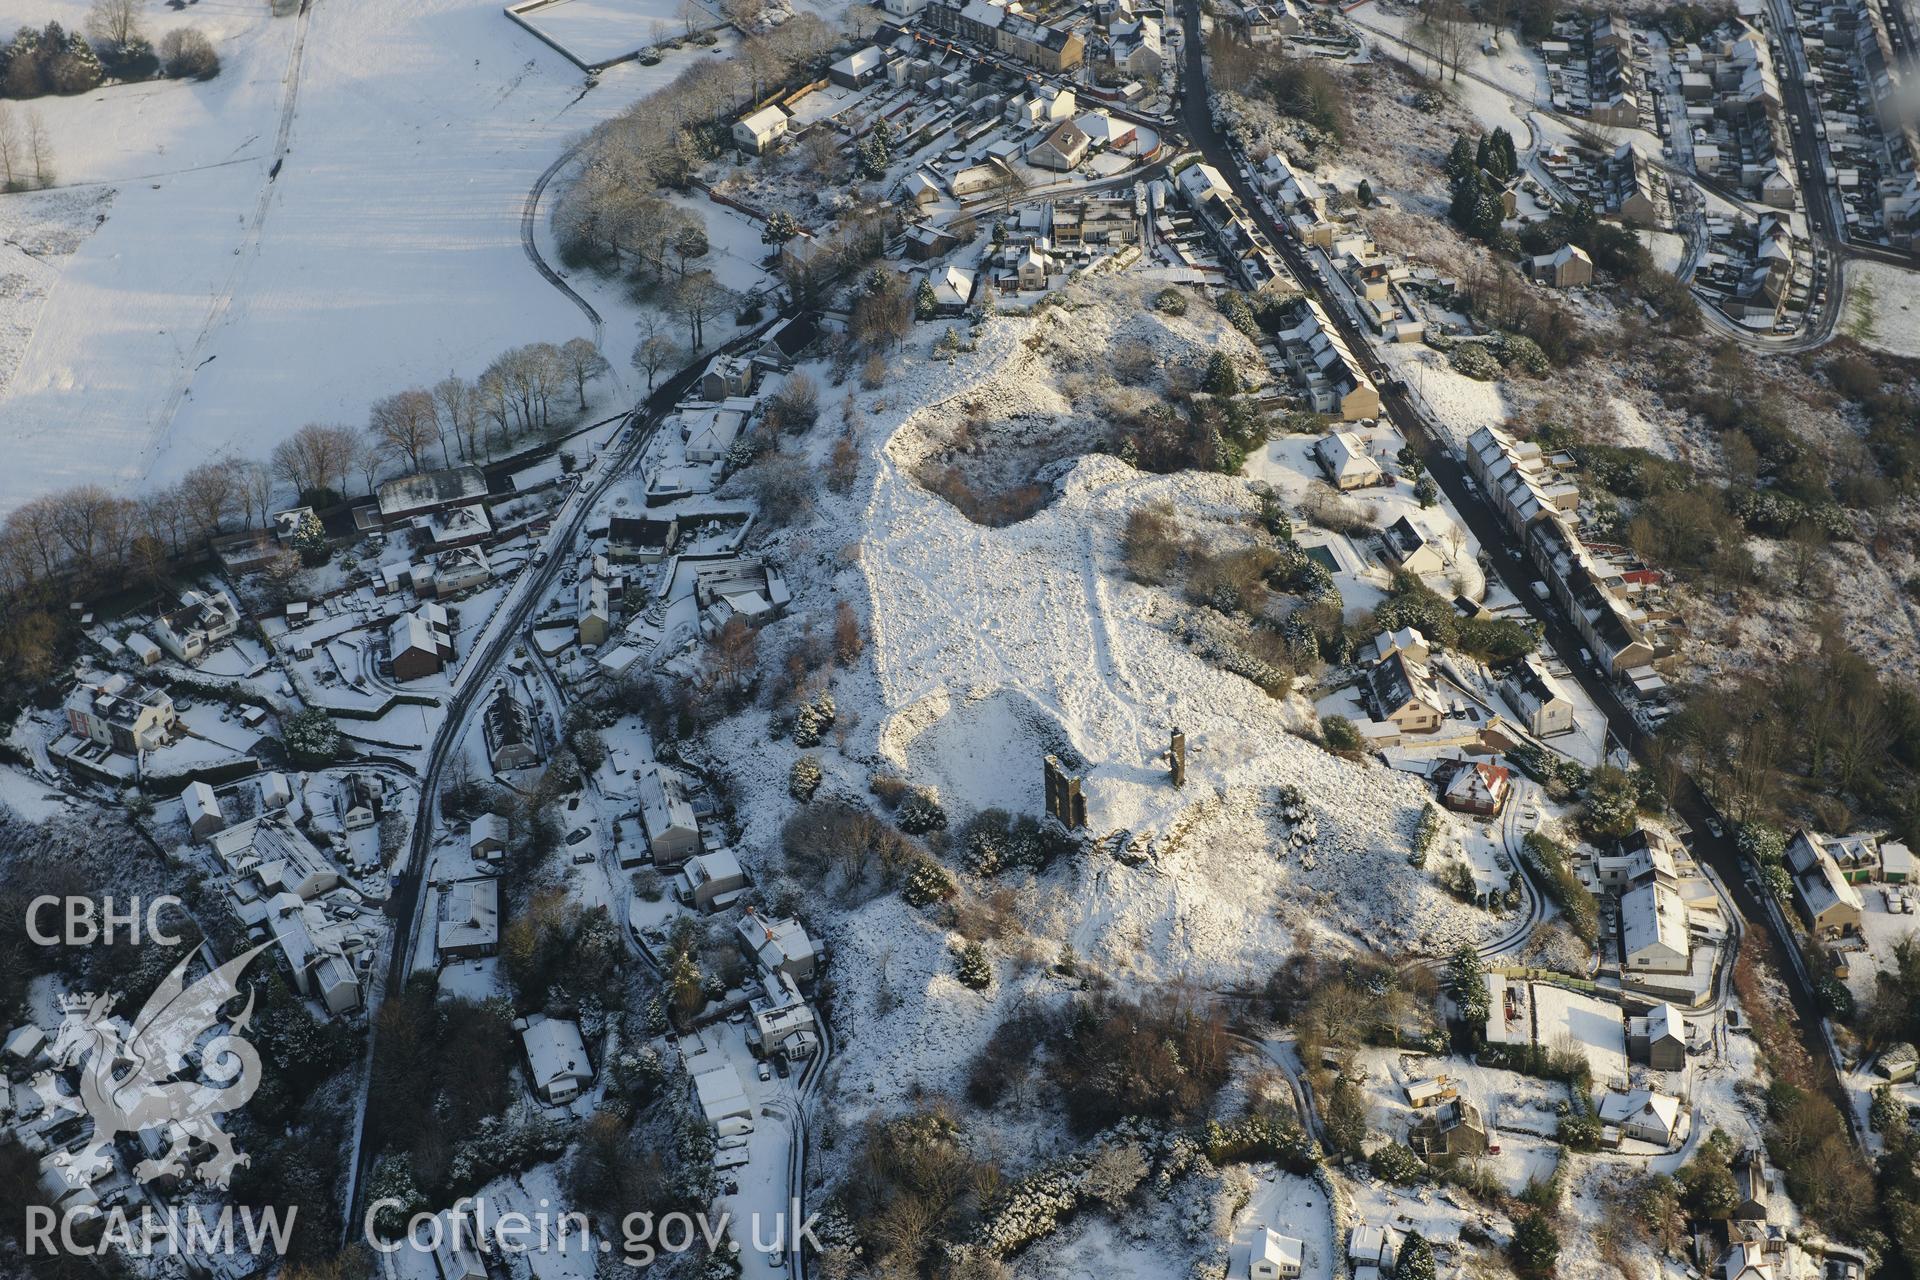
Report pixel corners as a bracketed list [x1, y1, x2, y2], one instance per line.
[36, 943, 270, 1189]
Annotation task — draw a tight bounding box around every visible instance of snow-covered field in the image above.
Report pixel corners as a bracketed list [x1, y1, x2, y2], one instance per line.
[511, 0, 720, 66]
[0, 0, 724, 516]
[1845, 259, 1920, 360]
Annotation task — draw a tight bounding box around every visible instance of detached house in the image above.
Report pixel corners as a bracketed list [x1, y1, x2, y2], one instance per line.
[1627, 1002, 1689, 1070]
[483, 681, 540, 773]
[437, 877, 500, 961]
[1443, 762, 1511, 817]
[608, 515, 680, 563]
[388, 602, 454, 681]
[521, 1015, 593, 1105]
[64, 676, 176, 754]
[1381, 515, 1447, 575]
[733, 105, 788, 154]
[736, 910, 819, 984]
[181, 781, 226, 842]
[433, 545, 491, 596]
[1250, 1230, 1304, 1280]
[1531, 243, 1594, 287]
[1372, 627, 1431, 667]
[577, 577, 611, 648]
[1785, 831, 1865, 935]
[1409, 1097, 1488, 1158]
[1366, 652, 1444, 735]
[1503, 652, 1574, 737]
[638, 763, 700, 865]
[828, 45, 887, 87]
[154, 589, 242, 664]
[1027, 119, 1090, 171]
[1732, 1148, 1772, 1221]
[1597, 1087, 1687, 1146]
[1621, 879, 1691, 973]
[680, 849, 747, 912]
[1314, 431, 1381, 489]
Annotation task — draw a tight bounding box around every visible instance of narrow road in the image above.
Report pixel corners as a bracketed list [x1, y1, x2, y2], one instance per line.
[1178, 1, 1852, 1128]
[522, 140, 606, 347]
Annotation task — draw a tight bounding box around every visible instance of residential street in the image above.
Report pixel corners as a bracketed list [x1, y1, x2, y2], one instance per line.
[1178, 0, 1851, 1130]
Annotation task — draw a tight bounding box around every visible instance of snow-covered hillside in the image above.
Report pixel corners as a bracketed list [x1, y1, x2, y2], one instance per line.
[705, 290, 1502, 1114]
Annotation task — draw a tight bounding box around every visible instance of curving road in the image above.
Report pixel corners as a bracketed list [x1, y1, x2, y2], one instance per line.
[522, 139, 606, 347]
[1344, 2, 1855, 353]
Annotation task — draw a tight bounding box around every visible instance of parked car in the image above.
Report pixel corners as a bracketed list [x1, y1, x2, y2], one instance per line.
[757, 1061, 772, 1082]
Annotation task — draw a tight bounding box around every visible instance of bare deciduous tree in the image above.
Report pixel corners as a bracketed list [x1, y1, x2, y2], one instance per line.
[239, 461, 274, 529]
[270, 423, 357, 500]
[434, 376, 479, 461]
[353, 434, 387, 496]
[670, 273, 730, 351]
[0, 105, 20, 191]
[86, 0, 143, 54]
[177, 460, 242, 539]
[558, 336, 610, 411]
[26, 109, 51, 189]
[631, 312, 680, 390]
[368, 388, 441, 472]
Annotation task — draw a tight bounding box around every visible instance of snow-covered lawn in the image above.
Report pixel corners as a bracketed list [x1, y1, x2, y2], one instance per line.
[1528, 983, 1627, 1083]
[1230, 1169, 1336, 1280]
[0, 0, 727, 517]
[1378, 343, 1509, 455]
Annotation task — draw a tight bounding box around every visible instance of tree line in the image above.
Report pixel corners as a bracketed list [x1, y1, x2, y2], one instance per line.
[0, 337, 612, 696]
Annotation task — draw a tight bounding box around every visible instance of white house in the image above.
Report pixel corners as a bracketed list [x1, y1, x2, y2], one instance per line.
[432, 1218, 489, 1280]
[469, 812, 509, 860]
[433, 545, 491, 596]
[691, 1060, 753, 1125]
[927, 264, 977, 311]
[638, 763, 700, 865]
[153, 589, 242, 664]
[1503, 652, 1574, 737]
[1314, 431, 1381, 489]
[1347, 1224, 1397, 1270]
[181, 781, 226, 841]
[747, 970, 821, 1060]
[437, 877, 500, 961]
[1621, 879, 1691, 973]
[259, 771, 293, 811]
[737, 910, 818, 983]
[1250, 1229, 1304, 1280]
[681, 849, 747, 912]
[522, 1015, 593, 1105]
[733, 105, 788, 154]
[1598, 1087, 1687, 1146]
[1372, 626, 1431, 667]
